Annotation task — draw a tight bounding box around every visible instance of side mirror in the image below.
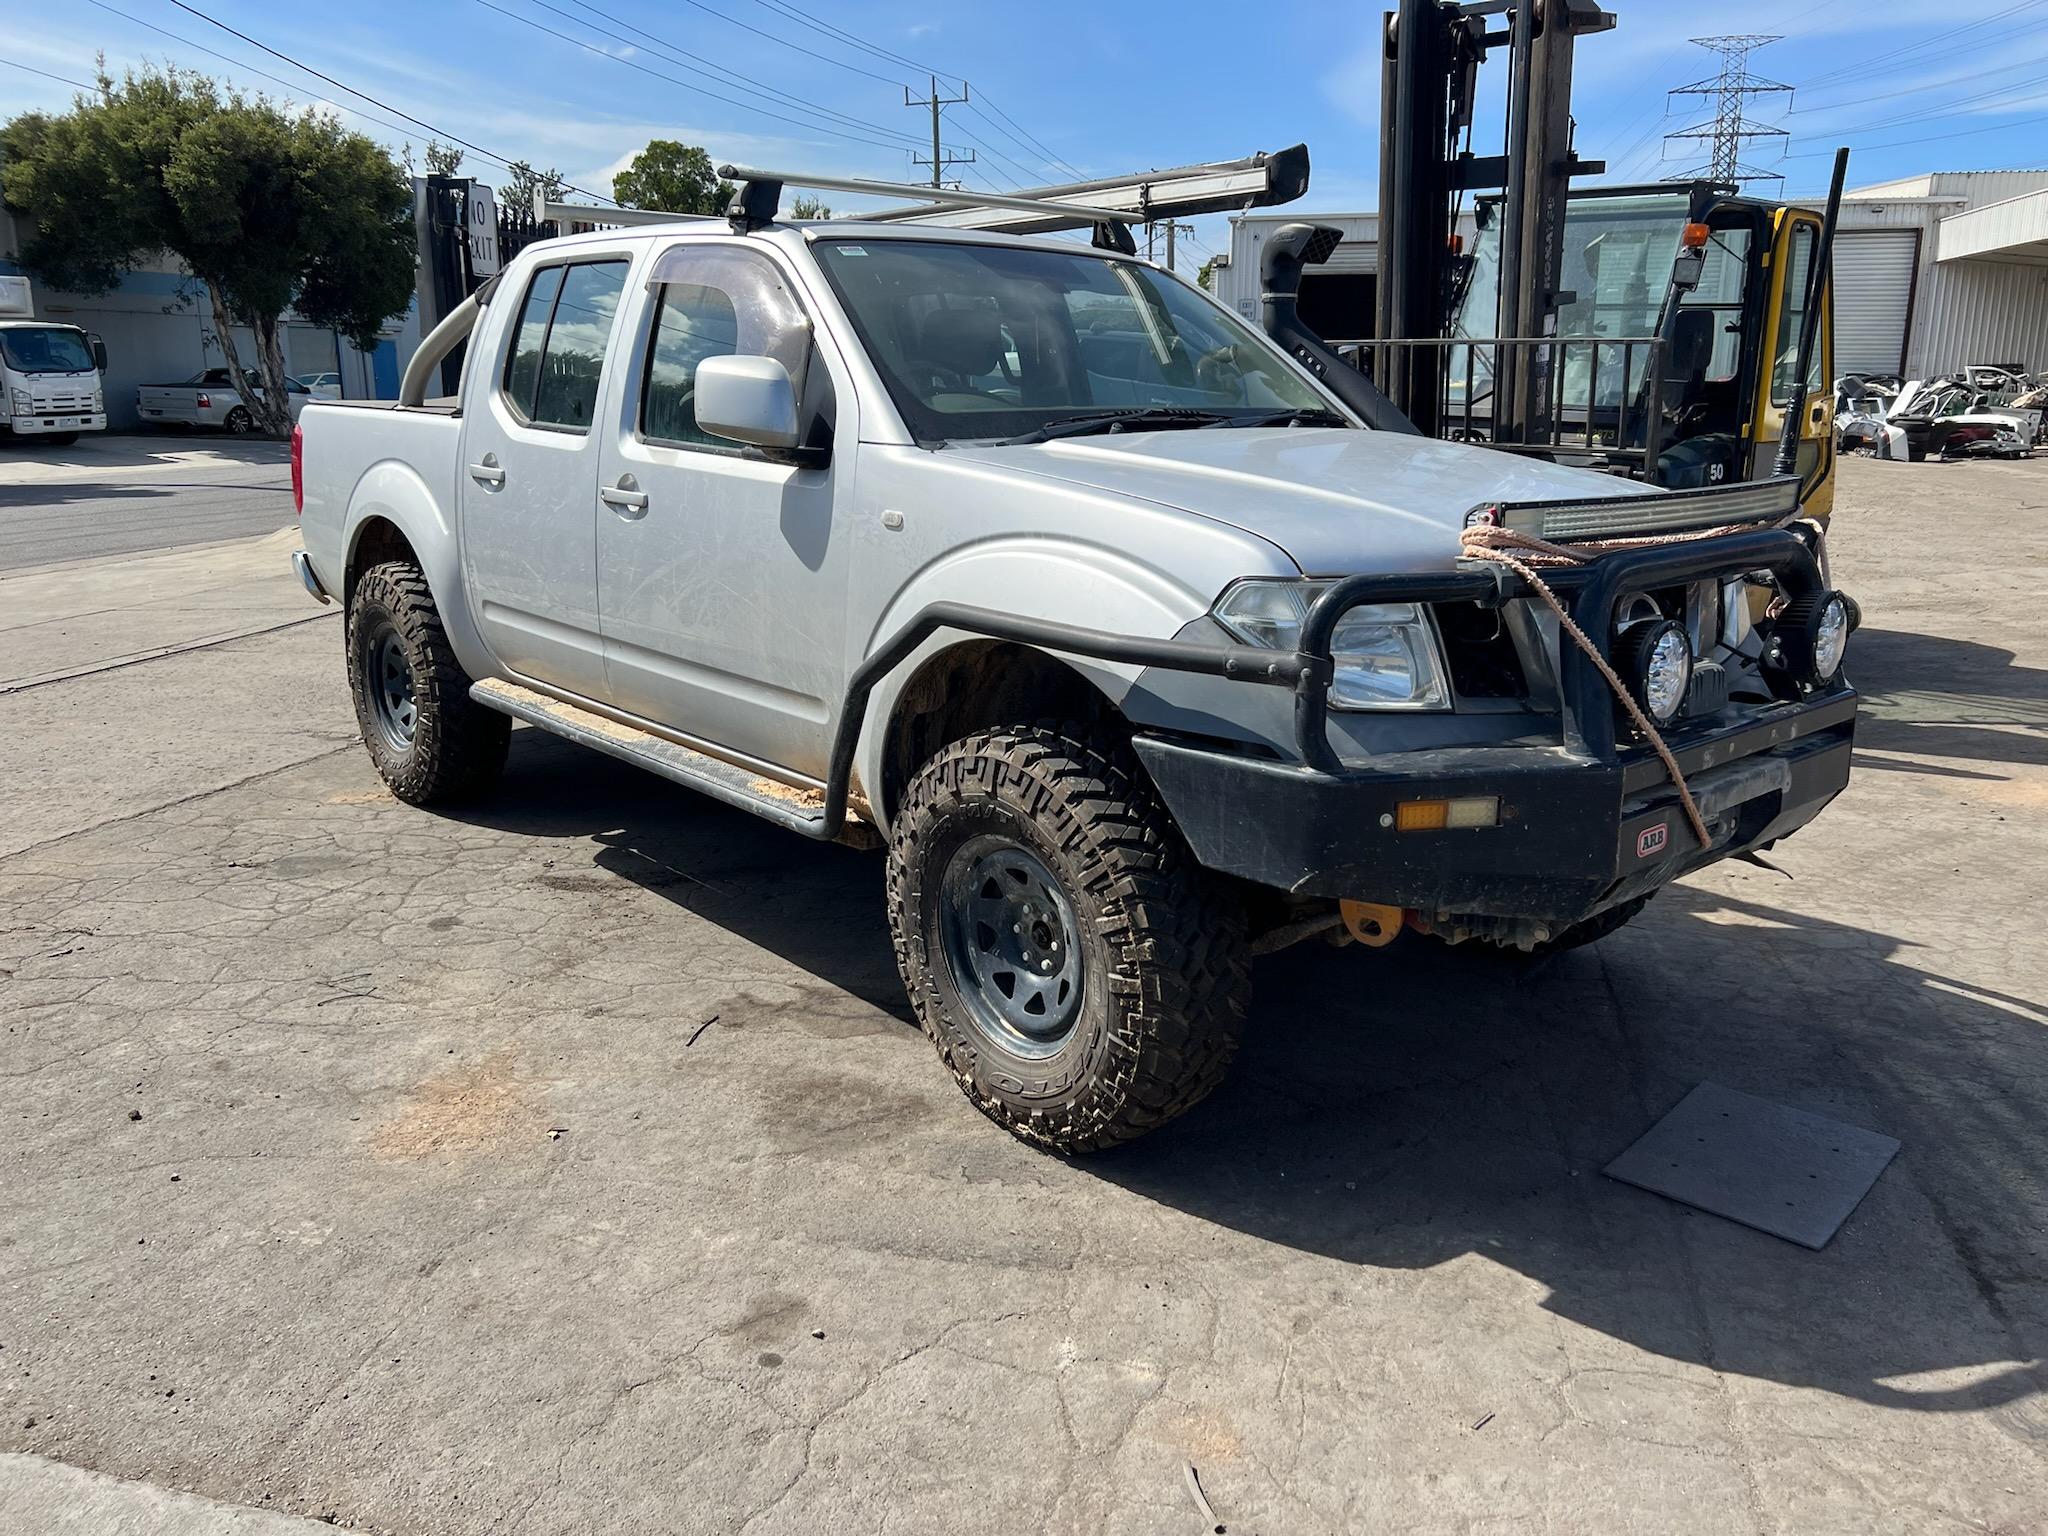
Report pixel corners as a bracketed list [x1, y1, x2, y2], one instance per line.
[89, 334, 109, 372]
[696, 354, 801, 451]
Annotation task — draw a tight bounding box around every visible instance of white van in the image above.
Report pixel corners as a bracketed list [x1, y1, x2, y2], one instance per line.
[0, 275, 108, 445]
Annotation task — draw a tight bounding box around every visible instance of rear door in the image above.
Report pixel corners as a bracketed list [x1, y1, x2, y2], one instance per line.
[1750, 210, 1833, 513]
[594, 240, 848, 779]
[459, 254, 631, 701]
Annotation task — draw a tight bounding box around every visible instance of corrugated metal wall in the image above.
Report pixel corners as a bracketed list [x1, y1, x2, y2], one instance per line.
[1913, 258, 2048, 374]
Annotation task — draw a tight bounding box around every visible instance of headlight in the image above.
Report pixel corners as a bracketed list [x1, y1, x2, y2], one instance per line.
[9, 387, 29, 414]
[1212, 580, 1449, 710]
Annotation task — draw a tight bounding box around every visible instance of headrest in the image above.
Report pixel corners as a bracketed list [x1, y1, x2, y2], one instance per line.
[911, 306, 1005, 378]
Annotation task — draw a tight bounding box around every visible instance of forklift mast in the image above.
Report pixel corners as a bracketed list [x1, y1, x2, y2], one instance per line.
[1375, 0, 1613, 438]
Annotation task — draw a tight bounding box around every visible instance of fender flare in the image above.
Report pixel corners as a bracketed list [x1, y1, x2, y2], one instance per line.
[340, 459, 495, 682]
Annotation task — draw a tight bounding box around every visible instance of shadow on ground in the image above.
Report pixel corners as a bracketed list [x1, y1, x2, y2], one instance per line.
[451, 726, 2048, 1427]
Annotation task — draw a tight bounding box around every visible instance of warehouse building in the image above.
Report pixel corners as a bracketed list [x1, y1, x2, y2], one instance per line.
[1213, 170, 2048, 383]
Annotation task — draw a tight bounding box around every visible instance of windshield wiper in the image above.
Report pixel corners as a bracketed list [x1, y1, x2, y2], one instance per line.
[995, 407, 1234, 445]
[1207, 406, 1350, 429]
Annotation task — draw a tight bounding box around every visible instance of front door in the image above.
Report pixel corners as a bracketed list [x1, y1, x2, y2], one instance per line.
[459, 256, 631, 702]
[594, 242, 848, 779]
[1750, 210, 1834, 515]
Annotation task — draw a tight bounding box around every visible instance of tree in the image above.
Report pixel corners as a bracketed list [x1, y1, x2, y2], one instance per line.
[1197, 256, 1217, 292]
[498, 159, 565, 216]
[789, 192, 831, 220]
[423, 139, 464, 177]
[0, 67, 414, 437]
[612, 140, 733, 216]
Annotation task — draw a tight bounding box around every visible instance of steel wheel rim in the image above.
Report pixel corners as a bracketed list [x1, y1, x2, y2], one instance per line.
[364, 621, 418, 753]
[938, 833, 1086, 1059]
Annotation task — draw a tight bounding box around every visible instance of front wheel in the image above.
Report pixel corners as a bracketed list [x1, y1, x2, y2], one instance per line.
[223, 406, 253, 434]
[345, 561, 509, 805]
[887, 724, 1250, 1153]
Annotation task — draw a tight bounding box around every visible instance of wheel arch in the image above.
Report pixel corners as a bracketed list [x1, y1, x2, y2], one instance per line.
[874, 640, 1123, 826]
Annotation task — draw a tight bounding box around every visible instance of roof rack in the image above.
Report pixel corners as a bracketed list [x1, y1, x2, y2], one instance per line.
[714, 164, 1141, 251]
[530, 145, 1312, 257]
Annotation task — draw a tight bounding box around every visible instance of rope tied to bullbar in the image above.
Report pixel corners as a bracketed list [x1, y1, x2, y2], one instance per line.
[1454, 514, 1811, 853]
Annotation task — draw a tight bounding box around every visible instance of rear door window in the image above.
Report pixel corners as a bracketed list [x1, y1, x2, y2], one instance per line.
[501, 259, 629, 431]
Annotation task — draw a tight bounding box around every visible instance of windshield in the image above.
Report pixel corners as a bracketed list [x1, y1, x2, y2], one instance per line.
[1448, 192, 1692, 413]
[810, 238, 1336, 443]
[0, 326, 95, 375]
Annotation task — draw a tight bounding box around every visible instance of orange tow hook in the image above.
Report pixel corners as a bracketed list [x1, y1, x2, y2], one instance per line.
[1339, 900, 1405, 948]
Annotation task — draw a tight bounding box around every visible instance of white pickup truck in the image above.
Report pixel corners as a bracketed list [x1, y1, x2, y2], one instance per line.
[291, 200, 1859, 1152]
[138, 368, 313, 433]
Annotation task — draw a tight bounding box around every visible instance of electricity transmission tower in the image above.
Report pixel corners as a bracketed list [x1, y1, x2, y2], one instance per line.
[905, 76, 975, 188]
[1663, 35, 1792, 190]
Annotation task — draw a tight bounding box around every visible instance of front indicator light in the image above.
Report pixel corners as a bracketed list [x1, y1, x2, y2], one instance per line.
[1395, 795, 1499, 831]
[1620, 618, 1692, 725]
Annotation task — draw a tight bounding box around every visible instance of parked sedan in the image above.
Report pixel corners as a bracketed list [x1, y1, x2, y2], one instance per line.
[137, 369, 313, 432]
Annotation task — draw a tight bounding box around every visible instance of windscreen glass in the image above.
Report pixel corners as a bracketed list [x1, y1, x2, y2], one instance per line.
[811, 238, 1331, 442]
[0, 326, 95, 374]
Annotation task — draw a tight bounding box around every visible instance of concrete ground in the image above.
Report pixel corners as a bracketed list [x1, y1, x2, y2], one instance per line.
[0, 434, 293, 571]
[1, 454, 2045, 1534]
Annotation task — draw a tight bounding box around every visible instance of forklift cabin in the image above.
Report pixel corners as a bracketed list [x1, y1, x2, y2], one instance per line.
[1437, 180, 1834, 509]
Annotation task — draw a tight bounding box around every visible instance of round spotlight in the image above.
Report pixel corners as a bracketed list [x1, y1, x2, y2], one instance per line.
[1620, 617, 1693, 725]
[1767, 590, 1853, 697]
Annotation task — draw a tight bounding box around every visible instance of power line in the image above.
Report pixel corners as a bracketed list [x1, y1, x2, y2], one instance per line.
[1784, 108, 2048, 157]
[1796, 0, 2048, 90]
[661, 0, 907, 87]
[159, 0, 619, 201]
[0, 59, 98, 93]
[80, 0, 563, 190]
[751, 0, 953, 87]
[535, 0, 930, 150]
[474, 1, 918, 155]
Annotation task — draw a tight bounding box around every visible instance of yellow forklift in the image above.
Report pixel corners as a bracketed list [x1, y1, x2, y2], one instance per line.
[1257, 0, 1847, 516]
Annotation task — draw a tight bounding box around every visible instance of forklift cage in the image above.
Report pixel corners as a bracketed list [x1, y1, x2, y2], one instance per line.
[1328, 333, 1668, 483]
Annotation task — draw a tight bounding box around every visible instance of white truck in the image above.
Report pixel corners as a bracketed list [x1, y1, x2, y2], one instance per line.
[137, 367, 314, 433]
[290, 183, 1860, 1152]
[0, 275, 108, 445]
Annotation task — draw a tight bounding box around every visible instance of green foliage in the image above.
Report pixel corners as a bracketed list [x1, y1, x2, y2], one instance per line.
[423, 139, 464, 177]
[788, 192, 831, 220]
[1197, 256, 1217, 292]
[0, 66, 415, 355]
[498, 159, 565, 213]
[612, 140, 734, 215]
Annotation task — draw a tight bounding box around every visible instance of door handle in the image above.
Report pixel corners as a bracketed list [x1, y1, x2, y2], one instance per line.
[601, 481, 649, 514]
[468, 461, 506, 487]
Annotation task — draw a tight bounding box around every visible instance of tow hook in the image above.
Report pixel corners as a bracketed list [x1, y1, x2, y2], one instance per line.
[1339, 900, 1405, 947]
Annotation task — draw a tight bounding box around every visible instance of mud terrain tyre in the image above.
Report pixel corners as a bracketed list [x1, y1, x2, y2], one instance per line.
[888, 724, 1250, 1153]
[345, 560, 509, 805]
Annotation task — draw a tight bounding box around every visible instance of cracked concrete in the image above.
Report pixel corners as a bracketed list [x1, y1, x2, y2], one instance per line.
[3, 455, 2047, 1533]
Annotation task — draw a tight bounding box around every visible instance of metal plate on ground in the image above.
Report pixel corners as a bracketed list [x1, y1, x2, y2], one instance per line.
[1604, 1082, 1901, 1250]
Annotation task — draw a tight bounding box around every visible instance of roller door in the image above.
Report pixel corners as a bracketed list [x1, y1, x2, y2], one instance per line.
[1832, 229, 1918, 376]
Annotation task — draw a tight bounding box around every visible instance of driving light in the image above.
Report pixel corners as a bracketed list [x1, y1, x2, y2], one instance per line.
[1620, 618, 1692, 725]
[1212, 580, 1449, 710]
[1764, 589, 1852, 698]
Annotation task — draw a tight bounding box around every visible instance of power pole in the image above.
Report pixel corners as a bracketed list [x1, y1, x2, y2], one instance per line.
[905, 75, 974, 189]
[1663, 35, 1792, 190]
[1163, 222, 1194, 271]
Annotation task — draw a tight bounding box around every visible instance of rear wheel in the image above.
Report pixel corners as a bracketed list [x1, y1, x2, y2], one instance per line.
[888, 724, 1249, 1153]
[345, 561, 508, 805]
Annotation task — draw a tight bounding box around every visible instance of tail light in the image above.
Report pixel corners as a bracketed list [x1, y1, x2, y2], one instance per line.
[196, 392, 211, 409]
[290, 423, 304, 517]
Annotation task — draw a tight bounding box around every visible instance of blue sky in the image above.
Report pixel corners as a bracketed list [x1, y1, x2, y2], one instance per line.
[6, 0, 2048, 268]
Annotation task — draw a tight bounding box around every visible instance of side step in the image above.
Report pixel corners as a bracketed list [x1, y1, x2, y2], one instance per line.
[470, 678, 876, 846]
